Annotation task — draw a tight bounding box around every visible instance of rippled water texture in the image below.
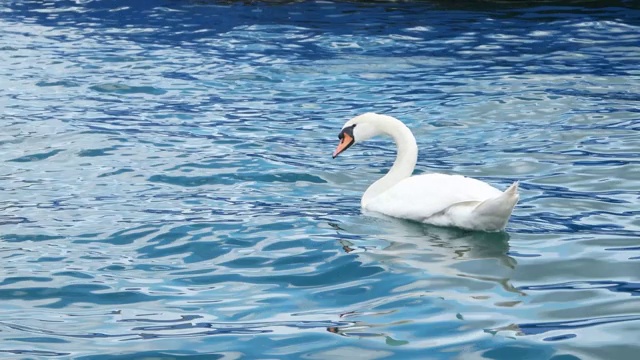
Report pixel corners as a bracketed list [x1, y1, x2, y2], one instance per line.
[1, 0, 640, 358]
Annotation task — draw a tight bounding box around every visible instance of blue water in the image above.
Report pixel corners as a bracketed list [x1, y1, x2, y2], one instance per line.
[1, 0, 640, 358]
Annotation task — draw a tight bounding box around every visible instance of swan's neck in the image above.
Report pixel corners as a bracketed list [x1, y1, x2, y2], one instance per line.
[362, 117, 418, 206]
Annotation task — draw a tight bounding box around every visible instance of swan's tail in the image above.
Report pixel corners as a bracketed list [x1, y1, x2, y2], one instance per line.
[472, 181, 520, 231]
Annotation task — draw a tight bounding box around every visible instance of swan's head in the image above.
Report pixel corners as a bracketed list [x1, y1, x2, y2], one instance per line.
[332, 112, 386, 158]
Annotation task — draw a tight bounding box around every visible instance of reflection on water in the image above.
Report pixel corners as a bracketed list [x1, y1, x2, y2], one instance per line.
[324, 215, 529, 349]
[339, 214, 516, 278]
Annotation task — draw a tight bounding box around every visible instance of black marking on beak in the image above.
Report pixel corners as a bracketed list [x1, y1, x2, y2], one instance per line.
[333, 125, 356, 158]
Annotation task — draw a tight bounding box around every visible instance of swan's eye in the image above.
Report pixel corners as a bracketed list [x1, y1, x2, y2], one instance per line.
[339, 124, 356, 138]
[338, 124, 356, 140]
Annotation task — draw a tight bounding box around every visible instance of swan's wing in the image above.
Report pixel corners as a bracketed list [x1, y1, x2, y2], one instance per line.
[364, 173, 503, 222]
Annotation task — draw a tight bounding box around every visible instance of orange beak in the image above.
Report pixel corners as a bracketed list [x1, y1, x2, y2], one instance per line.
[333, 133, 354, 158]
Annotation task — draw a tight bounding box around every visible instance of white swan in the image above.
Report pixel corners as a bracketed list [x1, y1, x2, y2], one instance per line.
[332, 112, 519, 232]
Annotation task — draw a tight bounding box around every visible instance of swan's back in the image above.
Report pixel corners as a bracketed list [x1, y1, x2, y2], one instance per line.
[364, 173, 503, 223]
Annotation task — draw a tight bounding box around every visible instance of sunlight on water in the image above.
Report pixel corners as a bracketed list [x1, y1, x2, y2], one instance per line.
[1, 0, 639, 359]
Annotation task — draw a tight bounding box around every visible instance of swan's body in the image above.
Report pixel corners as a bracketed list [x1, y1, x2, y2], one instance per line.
[333, 113, 519, 232]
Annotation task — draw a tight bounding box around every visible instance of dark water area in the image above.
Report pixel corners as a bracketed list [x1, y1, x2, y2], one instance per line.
[1, 0, 639, 359]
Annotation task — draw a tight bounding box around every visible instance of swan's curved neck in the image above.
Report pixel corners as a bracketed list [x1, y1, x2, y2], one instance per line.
[362, 116, 418, 206]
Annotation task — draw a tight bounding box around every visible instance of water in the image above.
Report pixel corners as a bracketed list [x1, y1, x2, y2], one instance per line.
[1, 0, 639, 358]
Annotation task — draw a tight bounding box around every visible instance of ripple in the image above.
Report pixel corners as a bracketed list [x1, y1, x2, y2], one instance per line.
[0, 349, 70, 357]
[89, 83, 167, 95]
[517, 314, 640, 336]
[7, 149, 63, 162]
[148, 172, 326, 187]
[521, 280, 640, 296]
[36, 80, 80, 87]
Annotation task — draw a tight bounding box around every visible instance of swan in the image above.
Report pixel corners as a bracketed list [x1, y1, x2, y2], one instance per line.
[332, 112, 519, 232]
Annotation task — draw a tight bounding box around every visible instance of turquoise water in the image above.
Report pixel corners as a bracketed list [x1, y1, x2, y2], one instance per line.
[1, 0, 640, 358]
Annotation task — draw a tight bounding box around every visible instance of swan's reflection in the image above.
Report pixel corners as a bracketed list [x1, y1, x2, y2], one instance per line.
[327, 215, 523, 341]
[333, 212, 523, 297]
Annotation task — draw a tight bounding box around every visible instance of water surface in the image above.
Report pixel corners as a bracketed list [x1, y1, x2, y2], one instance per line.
[1, 0, 639, 359]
